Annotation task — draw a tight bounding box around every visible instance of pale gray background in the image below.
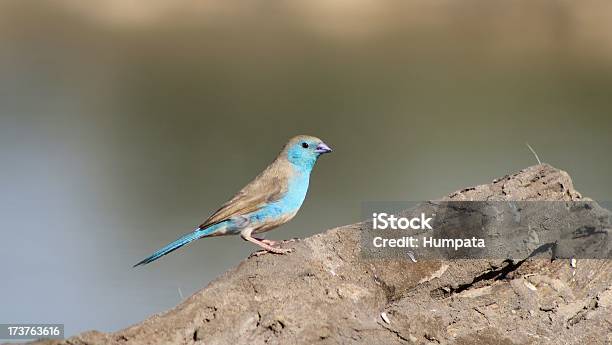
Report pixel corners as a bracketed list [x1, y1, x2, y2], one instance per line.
[1, 0, 611, 337]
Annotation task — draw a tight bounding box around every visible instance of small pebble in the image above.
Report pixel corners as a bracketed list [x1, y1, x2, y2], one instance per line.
[524, 280, 537, 291]
[381, 312, 391, 324]
[407, 251, 417, 263]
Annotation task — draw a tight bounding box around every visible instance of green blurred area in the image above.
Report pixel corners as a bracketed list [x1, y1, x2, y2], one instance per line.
[1, 0, 610, 336]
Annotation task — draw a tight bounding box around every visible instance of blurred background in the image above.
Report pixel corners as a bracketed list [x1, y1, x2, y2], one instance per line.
[1, 0, 611, 337]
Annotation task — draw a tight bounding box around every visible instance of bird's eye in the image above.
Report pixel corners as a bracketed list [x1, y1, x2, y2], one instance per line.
[301, 142, 309, 148]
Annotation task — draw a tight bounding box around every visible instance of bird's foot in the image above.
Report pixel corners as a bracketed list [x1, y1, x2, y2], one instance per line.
[244, 232, 293, 256]
[254, 237, 299, 246]
[268, 247, 293, 254]
[249, 250, 268, 258]
[249, 247, 293, 257]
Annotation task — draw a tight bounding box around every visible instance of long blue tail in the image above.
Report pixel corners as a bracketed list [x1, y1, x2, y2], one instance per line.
[133, 223, 224, 267]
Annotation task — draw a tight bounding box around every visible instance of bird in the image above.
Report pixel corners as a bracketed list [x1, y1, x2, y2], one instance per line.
[133, 135, 332, 267]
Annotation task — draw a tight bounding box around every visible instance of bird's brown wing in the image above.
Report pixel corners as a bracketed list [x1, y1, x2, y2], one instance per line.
[198, 167, 288, 229]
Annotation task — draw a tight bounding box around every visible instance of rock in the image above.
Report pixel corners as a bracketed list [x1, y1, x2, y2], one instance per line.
[25, 164, 612, 345]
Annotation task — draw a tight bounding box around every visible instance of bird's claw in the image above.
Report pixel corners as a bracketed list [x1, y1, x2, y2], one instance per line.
[249, 250, 269, 258]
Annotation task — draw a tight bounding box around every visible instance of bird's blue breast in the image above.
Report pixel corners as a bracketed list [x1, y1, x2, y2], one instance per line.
[249, 171, 310, 226]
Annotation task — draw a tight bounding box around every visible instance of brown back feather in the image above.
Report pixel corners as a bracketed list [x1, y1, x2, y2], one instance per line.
[197, 156, 292, 229]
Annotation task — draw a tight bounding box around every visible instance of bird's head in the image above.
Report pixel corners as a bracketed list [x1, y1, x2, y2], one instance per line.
[283, 135, 332, 171]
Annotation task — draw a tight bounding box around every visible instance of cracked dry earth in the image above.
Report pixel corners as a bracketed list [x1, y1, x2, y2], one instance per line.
[28, 164, 611, 345]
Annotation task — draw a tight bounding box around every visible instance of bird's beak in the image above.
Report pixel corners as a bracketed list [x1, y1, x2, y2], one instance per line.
[315, 142, 333, 154]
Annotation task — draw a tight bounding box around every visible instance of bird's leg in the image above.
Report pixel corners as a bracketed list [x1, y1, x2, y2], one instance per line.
[241, 228, 292, 254]
[254, 237, 278, 246]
